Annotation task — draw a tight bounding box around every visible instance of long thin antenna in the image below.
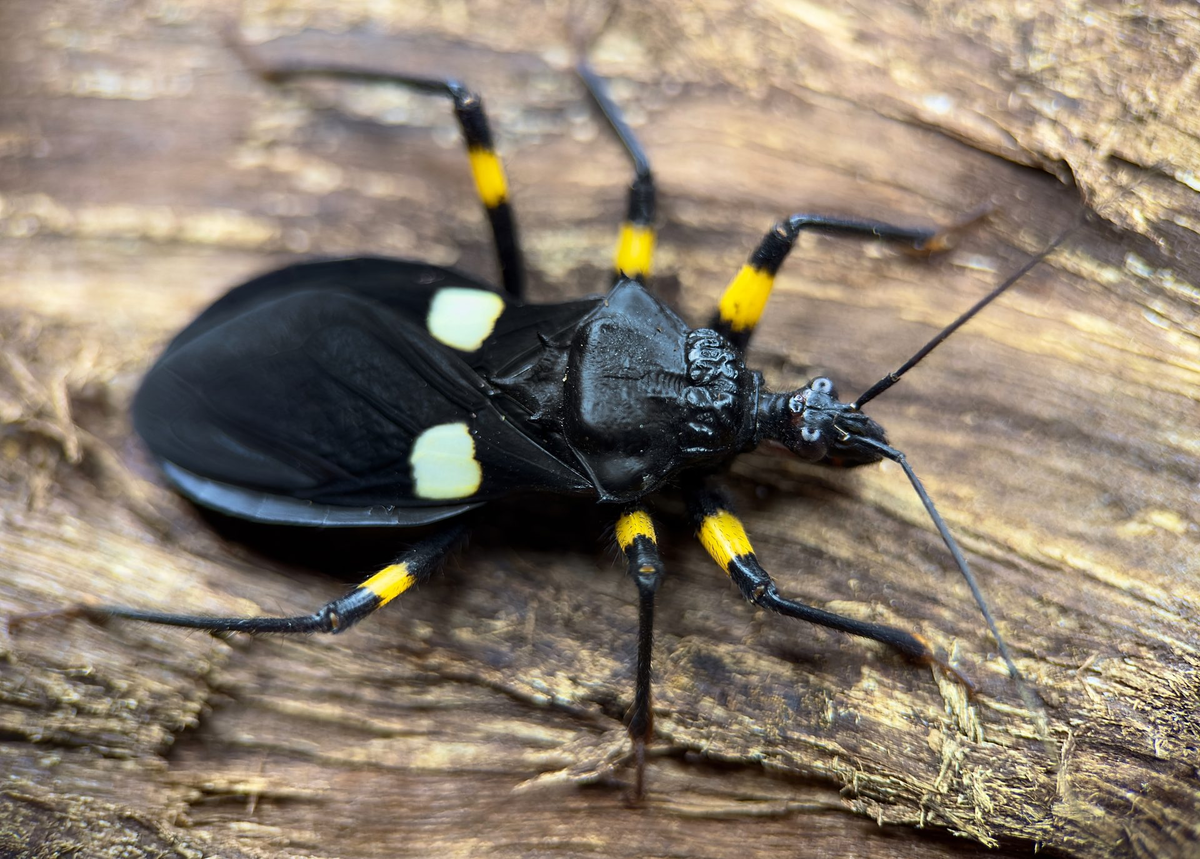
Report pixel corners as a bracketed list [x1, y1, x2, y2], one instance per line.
[851, 214, 1084, 409]
[857, 437, 1049, 733]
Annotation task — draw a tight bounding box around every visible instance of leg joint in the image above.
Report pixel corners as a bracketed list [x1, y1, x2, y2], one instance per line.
[313, 605, 341, 634]
[748, 581, 771, 606]
[633, 565, 663, 595]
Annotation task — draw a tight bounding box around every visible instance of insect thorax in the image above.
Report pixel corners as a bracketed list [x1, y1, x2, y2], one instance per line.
[495, 280, 759, 502]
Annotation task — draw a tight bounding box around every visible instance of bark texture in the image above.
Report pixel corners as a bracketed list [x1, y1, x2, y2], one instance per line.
[1, 2, 1198, 858]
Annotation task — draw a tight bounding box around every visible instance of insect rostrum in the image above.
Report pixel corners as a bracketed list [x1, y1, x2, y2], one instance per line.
[88, 53, 1051, 800]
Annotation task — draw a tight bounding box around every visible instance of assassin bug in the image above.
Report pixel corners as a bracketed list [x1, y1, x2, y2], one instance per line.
[57, 50, 1065, 799]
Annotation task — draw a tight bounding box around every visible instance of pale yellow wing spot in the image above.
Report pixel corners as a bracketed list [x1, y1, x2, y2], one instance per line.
[411, 422, 482, 499]
[427, 288, 506, 352]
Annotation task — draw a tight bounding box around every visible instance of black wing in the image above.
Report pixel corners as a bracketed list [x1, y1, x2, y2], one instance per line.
[134, 258, 600, 525]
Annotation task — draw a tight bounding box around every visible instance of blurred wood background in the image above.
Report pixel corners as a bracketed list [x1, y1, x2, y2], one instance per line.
[1, 1, 1197, 858]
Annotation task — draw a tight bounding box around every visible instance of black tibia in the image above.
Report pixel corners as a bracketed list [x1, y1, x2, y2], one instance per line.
[686, 483, 965, 680]
[81, 522, 469, 636]
[711, 213, 944, 354]
[753, 215, 939, 275]
[614, 507, 664, 801]
[236, 51, 526, 298]
[577, 60, 657, 281]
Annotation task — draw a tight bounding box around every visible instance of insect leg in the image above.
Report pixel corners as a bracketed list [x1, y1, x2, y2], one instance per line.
[237, 49, 525, 298]
[710, 211, 983, 353]
[614, 505, 665, 801]
[69, 522, 469, 636]
[687, 483, 972, 688]
[577, 61, 656, 283]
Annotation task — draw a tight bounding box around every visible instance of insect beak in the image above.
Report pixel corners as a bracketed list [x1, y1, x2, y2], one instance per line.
[824, 405, 888, 467]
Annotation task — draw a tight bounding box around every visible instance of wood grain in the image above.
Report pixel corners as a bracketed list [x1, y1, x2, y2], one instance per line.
[1, 2, 1197, 858]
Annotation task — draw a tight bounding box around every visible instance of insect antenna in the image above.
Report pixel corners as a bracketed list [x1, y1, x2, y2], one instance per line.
[844, 173, 1163, 722]
[852, 437, 1018, 675]
[853, 157, 1164, 411]
[851, 214, 1083, 410]
[841, 209, 1097, 742]
[855, 434, 1054, 746]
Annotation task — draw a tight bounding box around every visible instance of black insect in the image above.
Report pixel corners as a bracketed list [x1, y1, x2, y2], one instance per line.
[74, 52, 1063, 799]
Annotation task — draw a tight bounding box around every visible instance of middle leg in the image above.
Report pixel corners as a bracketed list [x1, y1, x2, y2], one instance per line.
[614, 505, 665, 801]
[578, 61, 657, 283]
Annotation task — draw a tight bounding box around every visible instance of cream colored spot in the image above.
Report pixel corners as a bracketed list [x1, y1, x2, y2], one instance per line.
[411, 422, 482, 499]
[427, 288, 505, 352]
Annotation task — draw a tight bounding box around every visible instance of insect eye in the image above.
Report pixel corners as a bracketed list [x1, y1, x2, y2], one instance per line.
[810, 377, 836, 396]
[790, 424, 827, 462]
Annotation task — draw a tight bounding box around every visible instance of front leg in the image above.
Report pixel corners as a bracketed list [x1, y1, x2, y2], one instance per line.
[614, 505, 665, 801]
[710, 210, 986, 354]
[686, 483, 971, 689]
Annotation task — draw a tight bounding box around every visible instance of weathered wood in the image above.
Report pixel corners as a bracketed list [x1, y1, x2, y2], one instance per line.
[1, 2, 1197, 858]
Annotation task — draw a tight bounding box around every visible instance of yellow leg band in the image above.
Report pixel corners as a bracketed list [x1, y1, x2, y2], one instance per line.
[615, 223, 656, 278]
[361, 563, 416, 606]
[616, 509, 657, 551]
[698, 510, 754, 573]
[717, 265, 775, 332]
[468, 147, 509, 208]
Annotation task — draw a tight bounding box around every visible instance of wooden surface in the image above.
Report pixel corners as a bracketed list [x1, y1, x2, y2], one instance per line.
[2, 2, 1198, 858]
